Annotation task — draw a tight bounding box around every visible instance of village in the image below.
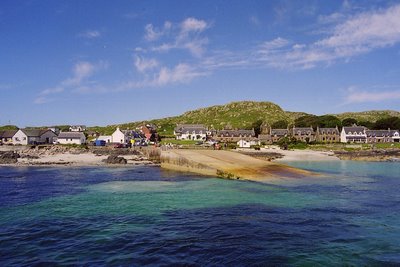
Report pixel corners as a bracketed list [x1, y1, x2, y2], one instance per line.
[1, 122, 399, 149]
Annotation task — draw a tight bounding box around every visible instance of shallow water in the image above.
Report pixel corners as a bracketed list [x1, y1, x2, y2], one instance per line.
[0, 162, 399, 266]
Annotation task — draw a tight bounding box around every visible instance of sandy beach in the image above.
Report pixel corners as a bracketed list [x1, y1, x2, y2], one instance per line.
[260, 148, 340, 162]
[161, 149, 316, 182]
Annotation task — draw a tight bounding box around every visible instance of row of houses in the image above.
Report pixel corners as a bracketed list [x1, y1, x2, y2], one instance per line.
[174, 124, 400, 146]
[95, 125, 158, 145]
[0, 129, 86, 145]
[0, 124, 158, 146]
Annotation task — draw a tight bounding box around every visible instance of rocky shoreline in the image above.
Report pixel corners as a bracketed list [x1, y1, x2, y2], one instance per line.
[0, 145, 160, 167]
[333, 149, 400, 162]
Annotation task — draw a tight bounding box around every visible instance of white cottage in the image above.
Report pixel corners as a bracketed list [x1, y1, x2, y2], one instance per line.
[237, 139, 259, 148]
[13, 129, 57, 145]
[174, 124, 208, 140]
[56, 132, 86, 145]
[111, 127, 126, 144]
[340, 126, 367, 143]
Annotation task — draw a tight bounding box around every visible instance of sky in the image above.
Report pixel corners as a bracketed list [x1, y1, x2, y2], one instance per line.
[1, 0, 400, 127]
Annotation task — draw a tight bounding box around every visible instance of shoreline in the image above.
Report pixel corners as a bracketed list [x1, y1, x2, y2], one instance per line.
[0, 145, 159, 167]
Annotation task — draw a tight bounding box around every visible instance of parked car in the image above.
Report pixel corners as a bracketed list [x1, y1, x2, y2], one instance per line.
[113, 143, 127, 148]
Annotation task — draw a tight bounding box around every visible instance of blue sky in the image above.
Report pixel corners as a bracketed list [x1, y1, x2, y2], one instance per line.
[1, 0, 400, 127]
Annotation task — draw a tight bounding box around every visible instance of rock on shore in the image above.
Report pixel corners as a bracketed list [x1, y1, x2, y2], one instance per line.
[0, 151, 20, 164]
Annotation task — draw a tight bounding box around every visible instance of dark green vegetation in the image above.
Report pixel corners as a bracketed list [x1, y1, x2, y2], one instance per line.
[2, 101, 399, 135]
[0, 125, 18, 131]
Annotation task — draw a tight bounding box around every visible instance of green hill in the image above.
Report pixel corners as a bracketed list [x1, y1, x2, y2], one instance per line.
[333, 110, 400, 123]
[85, 101, 399, 136]
[109, 101, 295, 136]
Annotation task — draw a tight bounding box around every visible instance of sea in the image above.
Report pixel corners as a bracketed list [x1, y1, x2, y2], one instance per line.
[0, 161, 399, 266]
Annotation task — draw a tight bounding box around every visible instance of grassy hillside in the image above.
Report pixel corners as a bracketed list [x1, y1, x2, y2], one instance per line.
[84, 102, 399, 136]
[101, 101, 297, 136]
[333, 110, 400, 123]
[2, 102, 399, 136]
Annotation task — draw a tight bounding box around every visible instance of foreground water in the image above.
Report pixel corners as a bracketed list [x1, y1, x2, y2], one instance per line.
[0, 161, 399, 266]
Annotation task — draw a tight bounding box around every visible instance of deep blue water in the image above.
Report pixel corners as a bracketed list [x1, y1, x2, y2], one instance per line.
[0, 162, 399, 266]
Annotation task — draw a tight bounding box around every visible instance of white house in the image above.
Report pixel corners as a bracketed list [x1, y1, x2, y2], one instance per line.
[69, 125, 86, 132]
[340, 126, 367, 143]
[174, 124, 208, 140]
[13, 129, 57, 145]
[111, 127, 126, 144]
[237, 139, 259, 148]
[56, 132, 86, 145]
[0, 130, 18, 145]
[97, 135, 112, 143]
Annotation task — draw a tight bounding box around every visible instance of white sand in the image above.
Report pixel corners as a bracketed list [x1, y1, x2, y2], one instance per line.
[261, 148, 340, 162]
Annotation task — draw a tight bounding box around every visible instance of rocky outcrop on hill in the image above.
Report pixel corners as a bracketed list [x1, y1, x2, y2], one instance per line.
[0, 151, 20, 164]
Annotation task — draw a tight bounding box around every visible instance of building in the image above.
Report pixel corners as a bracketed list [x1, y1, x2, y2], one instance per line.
[69, 125, 86, 132]
[13, 129, 57, 145]
[366, 129, 400, 143]
[56, 132, 86, 145]
[111, 127, 127, 144]
[174, 124, 208, 140]
[316, 127, 340, 143]
[341, 126, 367, 143]
[237, 139, 259, 148]
[269, 128, 290, 143]
[292, 127, 315, 143]
[139, 124, 158, 142]
[97, 135, 112, 143]
[214, 129, 256, 143]
[0, 130, 18, 145]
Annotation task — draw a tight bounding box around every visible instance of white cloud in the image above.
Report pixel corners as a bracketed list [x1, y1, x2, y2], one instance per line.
[143, 17, 210, 57]
[34, 61, 106, 104]
[181, 17, 208, 34]
[317, 4, 400, 54]
[258, 38, 289, 54]
[39, 87, 64, 96]
[344, 88, 400, 104]
[79, 30, 101, 39]
[255, 4, 400, 69]
[63, 61, 96, 86]
[134, 56, 159, 73]
[34, 96, 52, 104]
[152, 63, 206, 86]
[144, 24, 162, 41]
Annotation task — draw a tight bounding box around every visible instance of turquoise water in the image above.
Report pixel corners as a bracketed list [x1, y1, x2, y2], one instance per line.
[0, 162, 399, 265]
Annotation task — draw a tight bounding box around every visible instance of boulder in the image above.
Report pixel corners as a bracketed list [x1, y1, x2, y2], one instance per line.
[103, 155, 127, 164]
[0, 151, 20, 164]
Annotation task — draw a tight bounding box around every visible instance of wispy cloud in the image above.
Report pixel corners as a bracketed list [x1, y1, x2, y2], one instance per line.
[79, 30, 101, 39]
[254, 3, 400, 69]
[249, 15, 260, 26]
[34, 61, 106, 104]
[343, 86, 400, 104]
[134, 56, 159, 73]
[143, 17, 210, 57]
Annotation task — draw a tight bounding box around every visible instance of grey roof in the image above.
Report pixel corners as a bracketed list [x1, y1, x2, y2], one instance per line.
[0, 129, 18, 138]
[317, 128, 339, 134]
[270, 129, 289, 136]
[217, 129, 255, 137]
[21, 129, 54, 137]
[58, 132, 85, 139]
[343, 126, 365, 134]
[366, 129, 399, 137]
[175, 124, 208, 134]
